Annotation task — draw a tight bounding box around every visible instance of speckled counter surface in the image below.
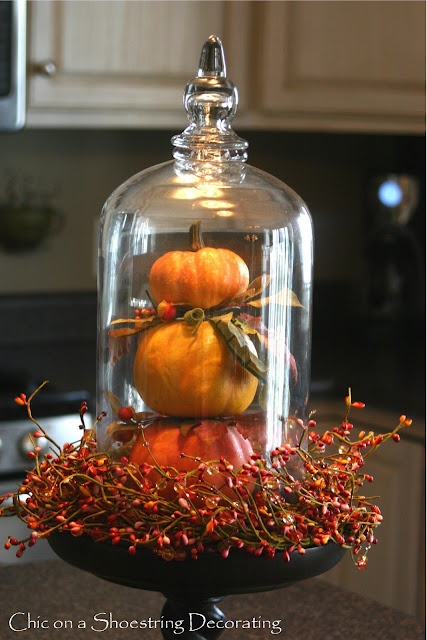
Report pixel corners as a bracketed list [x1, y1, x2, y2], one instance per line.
[0, 560, 424, 640]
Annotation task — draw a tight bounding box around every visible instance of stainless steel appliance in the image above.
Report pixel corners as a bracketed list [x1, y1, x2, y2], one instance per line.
[0, 0, 26, 131]
[364, 173, 422, 327]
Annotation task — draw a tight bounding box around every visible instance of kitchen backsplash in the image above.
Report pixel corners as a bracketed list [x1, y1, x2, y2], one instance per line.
[0, 292, 97, 398]
[0, 128, 424, 295]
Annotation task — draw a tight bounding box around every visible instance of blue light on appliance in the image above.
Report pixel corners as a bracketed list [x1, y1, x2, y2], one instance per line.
[378, 180, 403, 207]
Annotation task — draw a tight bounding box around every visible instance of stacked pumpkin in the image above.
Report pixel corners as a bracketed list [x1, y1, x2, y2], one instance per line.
[128, 224, 258, 500]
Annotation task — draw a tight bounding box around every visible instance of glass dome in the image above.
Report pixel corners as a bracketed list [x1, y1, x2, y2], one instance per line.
[97, 36, 313, 486]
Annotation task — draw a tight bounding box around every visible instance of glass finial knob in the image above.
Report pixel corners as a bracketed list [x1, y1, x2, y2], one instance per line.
[198, 34, 226, 78]
[172, 35, 248, 158]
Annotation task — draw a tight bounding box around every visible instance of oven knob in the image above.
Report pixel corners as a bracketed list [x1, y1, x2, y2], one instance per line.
[19, 433, 50, 460]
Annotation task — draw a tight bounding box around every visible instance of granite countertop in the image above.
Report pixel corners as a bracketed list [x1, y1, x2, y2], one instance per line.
[0, 560, 424, 640]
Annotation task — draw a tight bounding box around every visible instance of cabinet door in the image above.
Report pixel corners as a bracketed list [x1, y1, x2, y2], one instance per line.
[27, 0, 250, 128]
[256, 1, 426, 133]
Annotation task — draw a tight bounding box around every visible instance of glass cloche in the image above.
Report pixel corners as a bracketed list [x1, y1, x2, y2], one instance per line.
[96, 36, 313, 493]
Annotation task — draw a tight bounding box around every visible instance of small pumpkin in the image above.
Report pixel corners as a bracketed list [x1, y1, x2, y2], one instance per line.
[133, 320, 258, 417]
[149, 222, 249, 309]
[129, 420, 255, 501]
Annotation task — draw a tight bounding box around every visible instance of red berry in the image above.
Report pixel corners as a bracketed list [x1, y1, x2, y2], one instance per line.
[351, 401, 366, 409]
[117, 406, 133, 422]
[157, 300, 177, 322]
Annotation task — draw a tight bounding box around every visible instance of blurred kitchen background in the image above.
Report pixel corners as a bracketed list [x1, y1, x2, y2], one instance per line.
[0, 0, 425, 623]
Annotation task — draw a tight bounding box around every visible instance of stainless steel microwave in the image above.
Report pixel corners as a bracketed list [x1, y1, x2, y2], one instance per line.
[0, 0, 26, 131]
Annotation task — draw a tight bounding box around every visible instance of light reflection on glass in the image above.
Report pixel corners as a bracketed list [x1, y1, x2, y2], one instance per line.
[199, 199, 234, 210]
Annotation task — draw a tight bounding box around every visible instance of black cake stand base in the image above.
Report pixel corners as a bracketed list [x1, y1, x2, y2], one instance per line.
[48, 533, 345, 640]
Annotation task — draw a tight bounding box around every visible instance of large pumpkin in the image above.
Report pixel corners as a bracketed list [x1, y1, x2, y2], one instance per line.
[134, 320, 258, 417]
[149, 246, 249, 309]
[129, 420, 254, 501]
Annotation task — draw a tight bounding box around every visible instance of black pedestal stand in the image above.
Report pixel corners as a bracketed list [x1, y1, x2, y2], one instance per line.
[48, 533, 344, 640]
[161, 596, 226, 640]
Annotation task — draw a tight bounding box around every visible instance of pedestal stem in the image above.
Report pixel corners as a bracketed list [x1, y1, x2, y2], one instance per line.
[161, 595, 226, 640]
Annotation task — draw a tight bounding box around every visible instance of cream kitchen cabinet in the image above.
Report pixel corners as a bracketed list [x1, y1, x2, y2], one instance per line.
[246, 0, 426, 133]
[26, 0, 250, 129]
[26, 1, 425, 133]
[313, 401, 425, 624]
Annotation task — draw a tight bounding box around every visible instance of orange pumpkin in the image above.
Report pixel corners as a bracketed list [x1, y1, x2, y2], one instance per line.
[129, 420, 254, 501]
[133, 320, 258, 417]
[149, 246, 249, 309]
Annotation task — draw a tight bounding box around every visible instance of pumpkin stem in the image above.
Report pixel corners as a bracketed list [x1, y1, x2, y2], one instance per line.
[190, 220, 205, 251]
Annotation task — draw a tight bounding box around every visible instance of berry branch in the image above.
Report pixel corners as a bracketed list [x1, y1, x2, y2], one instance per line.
[0, 383, 412, 569]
